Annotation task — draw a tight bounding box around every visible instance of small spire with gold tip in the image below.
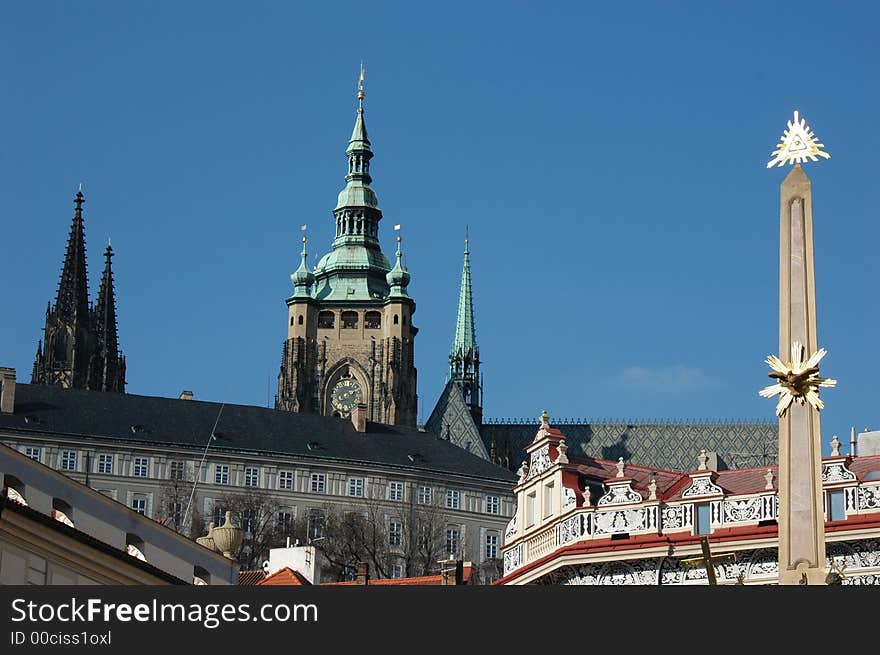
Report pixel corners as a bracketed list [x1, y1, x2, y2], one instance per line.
[357, 62, 366, 106]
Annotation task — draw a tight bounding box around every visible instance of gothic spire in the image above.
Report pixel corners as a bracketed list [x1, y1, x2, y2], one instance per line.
[89, 241, 125, 392]
[451, 237, 478, 362]
[449, 236, 481, 426]
[94, 242, 119, 361]
[55, 188, 90, 322]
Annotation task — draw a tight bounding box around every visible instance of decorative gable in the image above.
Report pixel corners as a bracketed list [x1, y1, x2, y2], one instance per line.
[681, 473, 724, 498]
[597, 479, 642, 506]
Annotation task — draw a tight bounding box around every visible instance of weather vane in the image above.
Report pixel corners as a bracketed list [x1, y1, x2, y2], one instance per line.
[766, 110, 830, 168]
[301, 223, 308, 244]
[759, 341, 837, 417]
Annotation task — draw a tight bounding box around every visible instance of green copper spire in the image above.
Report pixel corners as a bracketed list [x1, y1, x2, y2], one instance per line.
[451, 238, 477, 360]
[449, 237, 482, 425]
[291, 235, 315, 298]
[312, 70, 394, 302]
[386, 234, 410, 298]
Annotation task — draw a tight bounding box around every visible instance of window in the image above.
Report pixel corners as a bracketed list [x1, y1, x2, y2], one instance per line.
[298, 315, 304, 325]
[390, 564, 404, 579]
[485, 533, 499, 560]
[279, 470, 294, 490]
[349, 478, 365, 497]
[318, 311, 335, 329]
[341, 311, 358, 329]
[215, 465, 229, 485]
[389, 520, 402, 547]
[131, 497, 147, 516]
[244, 467, 259, 487]
[828, 490, 846, 521]
[310, 473, 326, 494]
[393, 314, 399, 325]
[133, 457, 149, 478]
[446, 489, 460, 510]
[308, 509, 324, 540]
[25, 447, 41, 462]
[169, 461, 185, 481]
[543, 482, 554, 518]
[167, 502, 182, 528]
[445, 526, 460, 557]
[213, 505, 227, 527]
[277, 511, 294, 534]
[418, 485, 433, 505]
[364, 311, 381, 329]
[98, 454, 113, 474]
[61, 451, 77, 471]
[695, 503, 711, 536]
[485, 495, 500, 515]
[389, 481, 404, 501]
[526, 492, 537, 527]
[242, 509, 256, 534]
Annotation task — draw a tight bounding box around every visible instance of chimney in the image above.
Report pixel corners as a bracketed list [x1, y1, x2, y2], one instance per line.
[0, 368, 15, 414]
[179, 390, 194, 401]
[439, 559, 463, 586]
[351, 403, 367, 433]
[355, 561, 369, 585]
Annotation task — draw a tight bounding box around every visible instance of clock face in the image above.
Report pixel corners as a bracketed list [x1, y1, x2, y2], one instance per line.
[330, 378, 362, 415]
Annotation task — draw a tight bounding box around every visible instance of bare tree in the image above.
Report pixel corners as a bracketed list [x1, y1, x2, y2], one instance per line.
[216, 489, 289, 570]
[157, 464, 200, 537]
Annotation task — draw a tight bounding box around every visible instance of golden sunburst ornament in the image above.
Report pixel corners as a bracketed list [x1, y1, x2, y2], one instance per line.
[759, 341, 837, 417]
[767, 110, 831, 168]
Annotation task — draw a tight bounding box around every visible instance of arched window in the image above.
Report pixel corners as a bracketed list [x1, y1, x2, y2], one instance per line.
[126, 534, 146, 561]
[318, 311, 335, 329]
[364, 311, 381, 329]
[341, 311, 358, 329]
[193, 566, 210, 586]
[393, 314, 399, 325]
[298, 315, 304, 326]
[52, 499, 74, 527]
[3, 474, 27, 506]
[290, 317, 294, 326]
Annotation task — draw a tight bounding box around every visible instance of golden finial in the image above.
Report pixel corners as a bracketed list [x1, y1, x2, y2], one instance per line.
[767, 110, 830, 168]
[301, 223, 308, 245]
[357, 62, 366, 103]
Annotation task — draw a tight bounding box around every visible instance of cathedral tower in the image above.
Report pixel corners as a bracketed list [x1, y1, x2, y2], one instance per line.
[32, 189, 126, 392]
[277, 75, 418, 426]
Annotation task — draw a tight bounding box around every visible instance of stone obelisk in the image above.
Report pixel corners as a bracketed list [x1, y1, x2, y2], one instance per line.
[776, 164, 825, 584]
[762, 110, 833, 584]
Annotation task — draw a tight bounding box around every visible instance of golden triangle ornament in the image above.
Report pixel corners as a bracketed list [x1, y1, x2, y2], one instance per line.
[767, 110, 831, 168]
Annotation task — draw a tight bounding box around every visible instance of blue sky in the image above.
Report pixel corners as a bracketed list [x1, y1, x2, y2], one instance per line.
[2, 2, 876, 456]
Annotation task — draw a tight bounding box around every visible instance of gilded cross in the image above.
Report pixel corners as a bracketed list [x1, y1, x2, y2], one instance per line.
[680, 536, 737, 586]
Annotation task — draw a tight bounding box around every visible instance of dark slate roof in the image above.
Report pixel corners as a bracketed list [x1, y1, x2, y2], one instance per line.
[424, 380, 490, 461]
[1, 384, 516, 484]
[480, 419, 778, 473]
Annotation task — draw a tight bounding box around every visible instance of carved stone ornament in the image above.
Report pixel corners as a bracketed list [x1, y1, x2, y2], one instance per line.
[527, 445, 552, 480]
[597, 481, 643, 506]
[504, 514, 517, 541]
[556, 441, 569, 464]
[563, 486, 577, 509]
[681, 474, 724, 498]
[821, 460, 856, 484]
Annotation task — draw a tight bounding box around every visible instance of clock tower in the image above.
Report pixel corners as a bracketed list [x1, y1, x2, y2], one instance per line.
[276, 75, 418, 426]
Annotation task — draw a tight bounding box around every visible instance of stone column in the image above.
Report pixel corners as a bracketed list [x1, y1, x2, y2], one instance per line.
[777, 164, 826, 585]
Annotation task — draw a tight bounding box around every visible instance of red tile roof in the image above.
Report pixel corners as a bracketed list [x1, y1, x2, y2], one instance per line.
[238, 570, 267, 586]
[570, 453, 880, 501]
[322, 564, 473, 586]
[258, 567, 311, 586]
